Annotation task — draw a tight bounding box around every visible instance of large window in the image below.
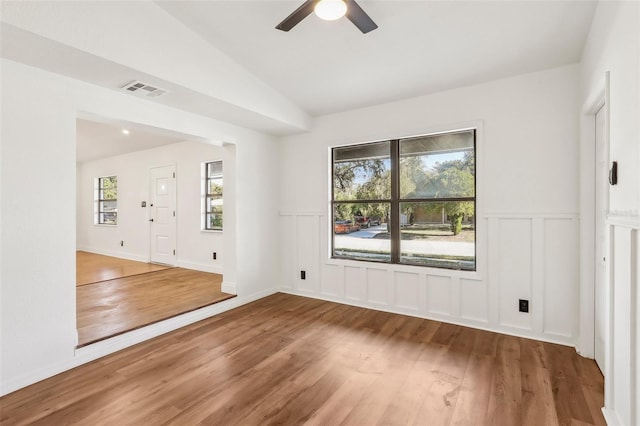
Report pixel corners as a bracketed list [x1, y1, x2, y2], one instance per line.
[205, 161, 223, 230]
[96, 176, 118, 225]
[331, 129, 476, 271]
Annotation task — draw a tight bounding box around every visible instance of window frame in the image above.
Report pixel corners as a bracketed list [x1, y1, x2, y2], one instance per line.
[96, 176, 118, 226]
[330, 129, 477, 271]
[204, 161, 223, 231]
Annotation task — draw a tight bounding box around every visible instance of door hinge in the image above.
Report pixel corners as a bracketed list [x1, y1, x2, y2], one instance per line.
[173, 249, 176, 255]
[173, 172, 175, 178]
[173, 211, 175, 217]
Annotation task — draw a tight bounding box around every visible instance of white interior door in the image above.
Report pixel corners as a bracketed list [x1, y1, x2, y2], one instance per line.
[150, 165, 176, 266]
[594, 104, 607, 374]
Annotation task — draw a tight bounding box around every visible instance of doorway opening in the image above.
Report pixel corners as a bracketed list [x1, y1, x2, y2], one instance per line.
[593, 102, 608, 376]
[75, 116, 235, 347]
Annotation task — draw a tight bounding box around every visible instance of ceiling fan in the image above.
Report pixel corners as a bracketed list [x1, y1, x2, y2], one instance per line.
[276, 0, 378, 34]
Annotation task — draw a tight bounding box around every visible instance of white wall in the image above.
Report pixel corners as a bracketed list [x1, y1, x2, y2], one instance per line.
[0, 58, 280, 395]
[77, 140, 226, 274]
[579, 2, 640, 425]
[0, 1, 311, 133]
[278, 65, 581, 346]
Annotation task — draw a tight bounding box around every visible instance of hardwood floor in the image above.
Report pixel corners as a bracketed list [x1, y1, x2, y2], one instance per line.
[3, 293, 604, 425]
[77, 268, 234, 346]
[76, 251, 170, 286]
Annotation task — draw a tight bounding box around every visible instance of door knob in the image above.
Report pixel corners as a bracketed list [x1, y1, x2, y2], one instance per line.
[149, 219, 154, 222]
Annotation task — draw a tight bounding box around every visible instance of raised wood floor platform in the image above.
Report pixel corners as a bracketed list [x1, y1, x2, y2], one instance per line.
[77, 268, 233, 346]
[3, 293, 605, 425]
[76, 251, 170, 286]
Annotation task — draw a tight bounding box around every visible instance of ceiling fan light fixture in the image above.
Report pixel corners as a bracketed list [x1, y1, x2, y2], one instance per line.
[314, 0, 347, 21]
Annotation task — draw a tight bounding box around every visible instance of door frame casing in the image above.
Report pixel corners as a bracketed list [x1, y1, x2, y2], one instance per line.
[149, 164, 177, 266]
[593, 101, 608, 376]
[578, 70, 611, 404]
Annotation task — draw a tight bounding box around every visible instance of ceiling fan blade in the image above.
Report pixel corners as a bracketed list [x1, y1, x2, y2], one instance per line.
[276, 0, 317, 31]
[345, 0, 378, 33]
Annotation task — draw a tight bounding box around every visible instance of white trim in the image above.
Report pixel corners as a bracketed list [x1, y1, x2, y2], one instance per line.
[76, 247, 149, 263]
[577, 71, 610, 359]
[324, 257, 483, 280]
[278, 288, 577, 347]
[484, 212, 578, 219]
[323, 122, 486, 282]
[221, 281, 237, 295]
[0, 287, 276, 397]
[149, 164, 177, 266]
[174, 260, 223, 275]
[602, 407, 623, 426]
[279, 211, 324, 216]
[606, 215, 640, 229]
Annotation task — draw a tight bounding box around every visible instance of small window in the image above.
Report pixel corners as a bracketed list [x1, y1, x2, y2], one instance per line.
[331, 129, 476, 271]
[205, 161, 223, 230]
[96, 176, 117, 225]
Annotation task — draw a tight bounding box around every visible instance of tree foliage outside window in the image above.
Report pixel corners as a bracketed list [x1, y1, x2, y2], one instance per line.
[331, 130, 476, 271]
[97, 176, 117, 225]
[205, 161, 223, 230]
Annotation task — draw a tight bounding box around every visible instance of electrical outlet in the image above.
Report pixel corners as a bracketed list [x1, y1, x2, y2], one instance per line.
[300, 270, 306, 280]
[519, 299, 529, 313]
[212, 252, 217, 260]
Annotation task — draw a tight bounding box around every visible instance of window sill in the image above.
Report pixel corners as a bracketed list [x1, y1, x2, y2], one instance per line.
[201, 229, 223, 234]
[326, 256, 483, 280]
[94, 223, 117, 227]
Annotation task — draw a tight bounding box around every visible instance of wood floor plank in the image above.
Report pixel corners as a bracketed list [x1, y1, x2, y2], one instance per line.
[77, 267, 234, 346]
[485, 335, 523, 426]
[376, 342, 448, 426]
[76, 250, 170, 286]
[0, 294, 606, 426]
[543, 343, 596, 426]
[449, 353, 495, 426]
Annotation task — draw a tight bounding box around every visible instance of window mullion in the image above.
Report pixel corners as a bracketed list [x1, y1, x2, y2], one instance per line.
[390, 139, 400, 263]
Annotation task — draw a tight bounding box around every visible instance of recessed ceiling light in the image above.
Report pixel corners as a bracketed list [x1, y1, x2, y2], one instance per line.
[122, 129, 130, 135]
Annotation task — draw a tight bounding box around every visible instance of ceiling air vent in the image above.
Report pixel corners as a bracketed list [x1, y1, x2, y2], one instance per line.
[121, 80, 168, 98]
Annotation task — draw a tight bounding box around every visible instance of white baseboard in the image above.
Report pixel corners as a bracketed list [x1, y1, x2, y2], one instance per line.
[221, 281, 237, 295]
[0, 287, 277, 397]
[175, 260, 223, 275]
[602, 407, 623, 425]
[76, 249, 224, 276]
[76, 246, 148, 263]
[278, 288, 577, 348]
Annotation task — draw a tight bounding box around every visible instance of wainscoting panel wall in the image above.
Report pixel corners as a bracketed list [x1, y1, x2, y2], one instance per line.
[394, 271, 420, 313]
[279, 212, 581, 346]
[496, 218, 532, 331]
[604, 217, 639, 426]
[543, 218, 579, 339]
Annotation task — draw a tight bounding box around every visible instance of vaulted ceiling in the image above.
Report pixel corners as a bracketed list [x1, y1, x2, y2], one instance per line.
[1, 1, 597, 137]
[158, 1, 597, 116]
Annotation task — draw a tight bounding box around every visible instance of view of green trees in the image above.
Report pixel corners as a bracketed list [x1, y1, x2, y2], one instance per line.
[101, 176, 117, 200]
[334, 158, 390, 222]
[334, 150, 474, 235]
[207, 179, 223, 230]
[99, 176, 117, 225]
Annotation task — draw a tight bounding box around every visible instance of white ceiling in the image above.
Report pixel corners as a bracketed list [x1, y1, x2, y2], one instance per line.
[158, 0, 597, 116]
[76, 118, 196, 163]
[2, 1, 598, 137]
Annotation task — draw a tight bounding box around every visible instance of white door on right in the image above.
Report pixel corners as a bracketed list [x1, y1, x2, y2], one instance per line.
[150, 165, 176, 266]
[594, 104, 607, 375]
